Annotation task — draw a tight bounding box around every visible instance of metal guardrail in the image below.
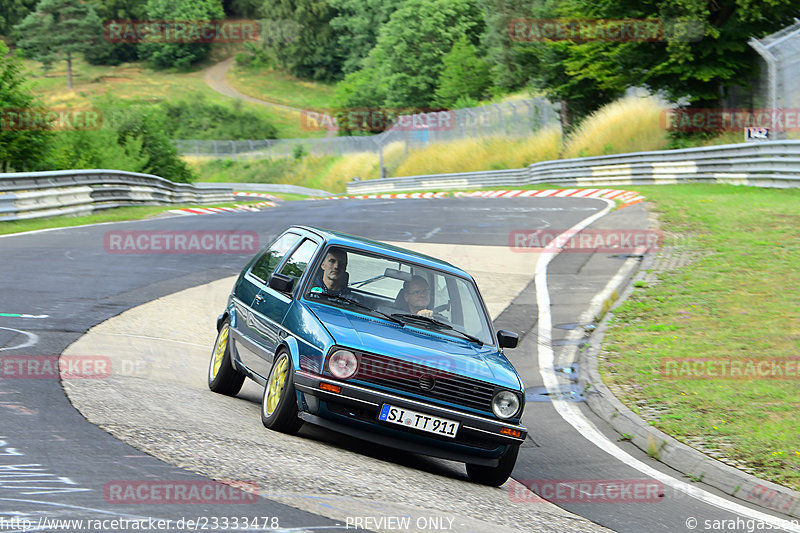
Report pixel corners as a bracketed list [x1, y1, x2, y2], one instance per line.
[0, 170, 233, 222]
[346, 141, 800, 193]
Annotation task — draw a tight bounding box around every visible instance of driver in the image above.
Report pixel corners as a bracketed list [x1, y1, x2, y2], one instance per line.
[401, 276, 434, 317]
[311, 247, 354, 297]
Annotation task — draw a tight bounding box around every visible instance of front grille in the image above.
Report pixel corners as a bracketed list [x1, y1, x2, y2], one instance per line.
[354, 351, 496, 413]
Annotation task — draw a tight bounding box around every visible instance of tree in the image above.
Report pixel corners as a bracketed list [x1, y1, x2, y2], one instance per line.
[371, 0, 485, 108]
[140, 0, 225, 69]
[258, 0, 344, 81]
[14, 0, 104, 89]
[221, 0, 260, 17]
[481, 0, 621, 130]
[333, 48, 390, 134]
[328, 0, 400, 74]
[84, 0, 149, 65]
[554, 0, 798, 108]
[0, 42, 52, 171]
[434, 36, 491, 107]
[0, 0, 37, 37]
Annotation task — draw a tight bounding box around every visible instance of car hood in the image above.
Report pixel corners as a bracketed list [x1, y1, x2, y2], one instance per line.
[306, 302, 522, 389]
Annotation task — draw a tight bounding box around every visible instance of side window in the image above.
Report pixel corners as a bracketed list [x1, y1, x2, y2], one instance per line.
[250, 233, 301, 282]
[279, 239, 318, 292]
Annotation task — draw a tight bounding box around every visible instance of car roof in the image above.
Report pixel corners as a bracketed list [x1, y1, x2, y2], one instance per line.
[294, 225, 470, 278]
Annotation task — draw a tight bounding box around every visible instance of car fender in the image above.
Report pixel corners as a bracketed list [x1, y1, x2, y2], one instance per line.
[217, 311, 229, 332]
[276, 336, 303, 410]
[277, 335, 301, 369]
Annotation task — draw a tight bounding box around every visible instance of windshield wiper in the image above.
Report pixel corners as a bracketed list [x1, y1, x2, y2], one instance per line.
[313, 293, 405, 326]
[390, 313, 484, 346]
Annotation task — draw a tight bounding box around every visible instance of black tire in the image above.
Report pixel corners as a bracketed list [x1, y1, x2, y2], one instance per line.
[208, 318, 245, 396]
[466, 444, 520, 486]
[260, 351, 303, 434]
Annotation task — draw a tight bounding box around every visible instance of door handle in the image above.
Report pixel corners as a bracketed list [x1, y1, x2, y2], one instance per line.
[254, 294, 265, 303]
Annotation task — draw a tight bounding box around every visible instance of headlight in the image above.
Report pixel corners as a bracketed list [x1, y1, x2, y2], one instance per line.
[328, 349, 358, 379]
[492, 390, 520, 419]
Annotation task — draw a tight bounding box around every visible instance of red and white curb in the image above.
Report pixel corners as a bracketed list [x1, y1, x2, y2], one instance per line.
[315, 192, 449, 200]
[454, 189, 645, 207]
[234, 192, 281, 201]
[317, 189, 645, 208]
[166, 202, 277, 216]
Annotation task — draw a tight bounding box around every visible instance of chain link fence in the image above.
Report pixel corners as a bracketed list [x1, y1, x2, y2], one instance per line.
[174, 98, 559, 163]
[749, 19, 800, 139]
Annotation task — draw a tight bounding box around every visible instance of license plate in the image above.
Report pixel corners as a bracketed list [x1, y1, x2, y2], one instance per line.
[378, 404, 459, 438]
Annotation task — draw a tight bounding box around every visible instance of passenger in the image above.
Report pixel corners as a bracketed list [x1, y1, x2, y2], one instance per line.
[399, 276, 434, 317]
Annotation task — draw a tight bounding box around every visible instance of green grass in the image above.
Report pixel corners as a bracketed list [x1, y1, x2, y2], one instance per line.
[599, 184, 800, 490]
[19, 56, 320, 140]
[191, 156, 340, 189]
[227, 64, 337, 111]
[235, 191, 311, 201]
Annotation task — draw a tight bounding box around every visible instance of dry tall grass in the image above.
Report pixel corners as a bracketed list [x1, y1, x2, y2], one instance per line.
[562, 96, 670, 158]
[392, 128, 562, 177]
[318, 152, 380, 192]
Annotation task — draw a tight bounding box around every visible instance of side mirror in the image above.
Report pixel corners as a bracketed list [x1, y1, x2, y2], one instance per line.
[497, 330, 519, 349]
[268, 273, 294, 293]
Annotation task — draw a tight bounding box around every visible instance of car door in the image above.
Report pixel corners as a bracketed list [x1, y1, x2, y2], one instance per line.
[247, 236, 320, 378]
[233, 231, 302, 378]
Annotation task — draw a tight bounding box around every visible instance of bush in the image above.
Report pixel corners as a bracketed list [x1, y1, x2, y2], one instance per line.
[113, 107, 195, 182]
[51, 101, 197, 182]
[0, 42, 52, 171]
[235, 42, 276, 68]
[158, 99, 278, 140]
[46, 129, 147, 172]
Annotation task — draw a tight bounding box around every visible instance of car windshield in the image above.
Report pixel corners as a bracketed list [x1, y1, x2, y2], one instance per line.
[305, 246, 494, 346]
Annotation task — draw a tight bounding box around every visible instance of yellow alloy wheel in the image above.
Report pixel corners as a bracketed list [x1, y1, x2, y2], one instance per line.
[265, 357, 289, 415]
[211, 325, 229, 378]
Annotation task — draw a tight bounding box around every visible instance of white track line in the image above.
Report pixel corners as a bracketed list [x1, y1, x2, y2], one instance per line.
[534, 200, 800, 531]
[0, 327, 39, 352]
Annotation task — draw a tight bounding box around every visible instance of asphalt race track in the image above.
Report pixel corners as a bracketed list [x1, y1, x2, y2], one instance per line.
[1, 196, 798, 533]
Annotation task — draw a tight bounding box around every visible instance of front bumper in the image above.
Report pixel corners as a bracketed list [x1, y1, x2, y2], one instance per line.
[294, 371, 527, 466]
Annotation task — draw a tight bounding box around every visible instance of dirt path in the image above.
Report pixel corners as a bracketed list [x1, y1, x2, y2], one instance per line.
[203, 57, 305, 114]
[203, 57, 336, 137]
